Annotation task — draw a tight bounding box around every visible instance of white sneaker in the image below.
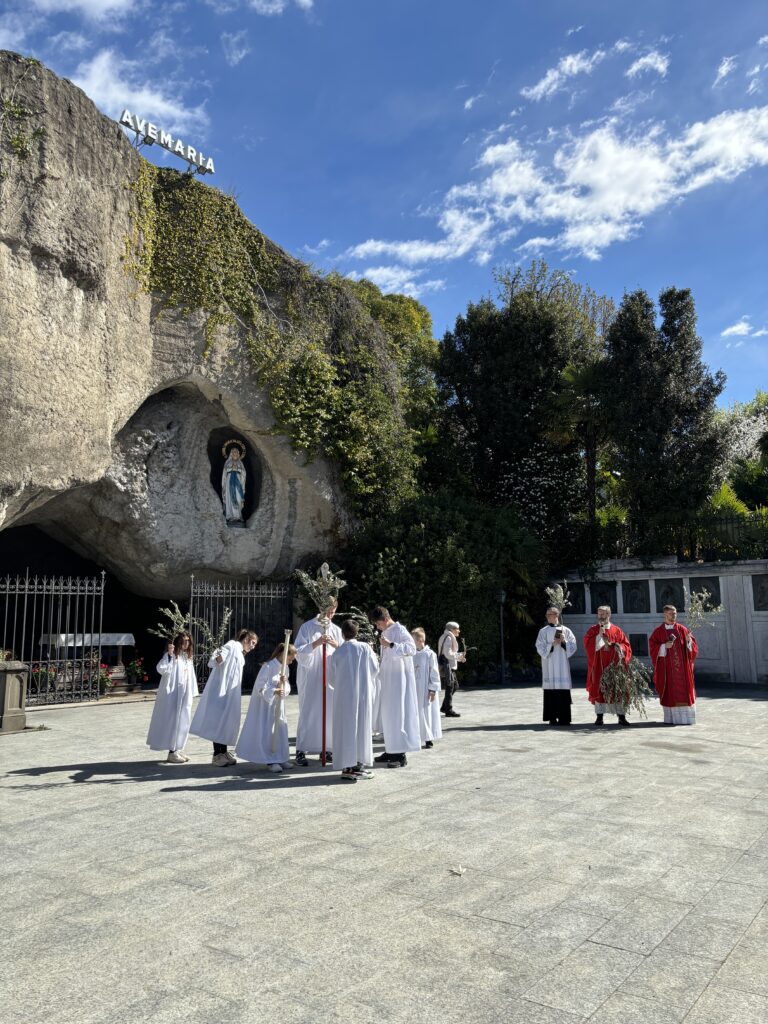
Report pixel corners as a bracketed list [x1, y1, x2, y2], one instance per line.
[167, 751, 186, 764]
[268, 763, 283, 773]
[211, 753, 229, 767]
[224, 751, 237, 764]
[281, 761, 295, 770]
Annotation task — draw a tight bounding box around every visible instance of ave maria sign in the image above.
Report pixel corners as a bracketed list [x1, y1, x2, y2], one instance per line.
[119, 109, 215, 175]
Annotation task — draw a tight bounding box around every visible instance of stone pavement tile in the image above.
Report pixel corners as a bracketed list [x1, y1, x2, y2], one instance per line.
[413, 870, 522, 919]
[498, 907, 607, 969]
[522, 939, 643, 1017]
[693, 880, 768, 924]
[556, 883, 639, 918]
[724, 852, 768, 887]
[587, 992, 687, 1023]
[711, 939, 768, 996]
[474, 876, 577, 927]
[653, 864, 723, 903]
[657, 913, 749, 960]
[621, 949, 722, 1011]
[589, 895, 693, 954]
[684, 986, 768, 1024]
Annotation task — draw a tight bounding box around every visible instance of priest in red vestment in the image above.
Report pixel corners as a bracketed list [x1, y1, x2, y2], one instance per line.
[583, 605, 633, 727]
[649, 604, 698, 725]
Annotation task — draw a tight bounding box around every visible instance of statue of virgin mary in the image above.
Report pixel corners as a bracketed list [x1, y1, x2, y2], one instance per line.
[221, 442, 246, 523]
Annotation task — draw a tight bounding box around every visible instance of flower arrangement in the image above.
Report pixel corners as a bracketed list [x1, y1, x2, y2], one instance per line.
[126, 655, 144, 677]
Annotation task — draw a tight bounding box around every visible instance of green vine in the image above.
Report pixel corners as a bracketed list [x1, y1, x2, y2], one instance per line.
[0, 57, 46, 210]
[122, 161, 424, 516]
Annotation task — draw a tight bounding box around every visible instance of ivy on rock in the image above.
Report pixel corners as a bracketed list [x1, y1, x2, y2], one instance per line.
[123, 161, 430, 517]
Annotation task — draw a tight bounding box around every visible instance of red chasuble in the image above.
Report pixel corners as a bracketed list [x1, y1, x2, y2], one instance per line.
[649, 624, 697, 708]
[583, 624, 632, 705]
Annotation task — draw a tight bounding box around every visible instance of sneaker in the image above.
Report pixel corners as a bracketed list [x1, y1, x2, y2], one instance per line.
[167, 751, 186, 764]
[295, 751, 309, 767]
[387, 753, 407, 768]
[374, 751, 391, 763]
[268, 763, 283, 773]
[224, 751, 237, 764]
[341, 770, 358, 782]
[444, 711, 461, 718]
[211, 753, 230, 767]
[425, 741, 434, 749]
[325, 752, 333, 763]
[281, 761, 296, 770]
[352, 767, 374, 779]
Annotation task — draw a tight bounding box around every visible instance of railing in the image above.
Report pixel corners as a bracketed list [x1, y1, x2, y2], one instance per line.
[553, 514, 768, 568]
[188, 577, 293, 689]
[0, 571, 106, 705]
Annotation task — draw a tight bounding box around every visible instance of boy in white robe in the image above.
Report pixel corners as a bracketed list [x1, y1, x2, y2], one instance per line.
[534, 606, 577, 726]
[236, 643, 297, 773]
[327, 619, 378, 781]
[190, 629, 258, 765]
[412, 628, 442, 748]
[370, 606, 420, 768]
[294, 601, 344, 766]
[146, 633, 198, 764]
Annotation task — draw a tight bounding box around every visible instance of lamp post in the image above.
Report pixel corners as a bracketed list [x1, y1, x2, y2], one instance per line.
[499, 589, 507, 686]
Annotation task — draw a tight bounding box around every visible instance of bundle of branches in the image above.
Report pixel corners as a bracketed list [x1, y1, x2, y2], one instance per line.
[149, 602, 233, 657]
[294, 562, 347, 614]
[339, 604, 379, 652]
[545, 580, 571, 612]
[599, 656, 655, 719]
[684, 586, 724, 633]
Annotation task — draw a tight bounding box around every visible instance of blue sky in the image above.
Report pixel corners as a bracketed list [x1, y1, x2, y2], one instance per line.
[3, 0, 768, 403]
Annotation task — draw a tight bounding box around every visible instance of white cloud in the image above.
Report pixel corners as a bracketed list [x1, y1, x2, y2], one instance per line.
[248, 0, 312, 12]
[714, 56, 737, 87]
[301, 238, 331, 256]
[722, 317, 752, 337]
[626, 50, 669, 79]
[221, 30, 250, 66]
[759, 36, 768, 46]
[73, 49, 209, 136]
[49, 30, 91, 51]
[350, 266, 446, 299]
[345, 103, 768, 271]
[566, 25, 583, 37]
[464, 93, 484, 111]
[521, 47, 608, 101]
[0, 12, 31, 50]
[31, 0, 135, 17]
[754, 328, 768, 337]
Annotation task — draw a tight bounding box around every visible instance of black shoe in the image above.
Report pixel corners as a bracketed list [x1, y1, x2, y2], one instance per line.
[425, 741, 433, 748]
[295, 751, 309, 766]
[374, 751, 391, 763]
[444, 710, 461, 718]
[323, 751, 333, 763]
[594, 716, 604, 727]
[617, 716, 630, 727]
[387, 753, 407, 769]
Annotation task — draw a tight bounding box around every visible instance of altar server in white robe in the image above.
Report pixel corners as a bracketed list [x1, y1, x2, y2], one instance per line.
[236, 643, 297, 773]
[327, 619, 378, 781]
[535, 606, 577, 726]
[294, 601, 343, 766]
[370, 606, 419, 768]
[411, 628, 442, 748]
[190, 629, 258, 766]
[147, 632, 199, 763]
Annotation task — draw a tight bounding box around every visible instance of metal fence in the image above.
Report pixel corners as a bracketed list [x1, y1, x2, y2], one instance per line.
[0, 571, 106, 705]
[553, 514, 768, 570]
[188, 577, 293, 689]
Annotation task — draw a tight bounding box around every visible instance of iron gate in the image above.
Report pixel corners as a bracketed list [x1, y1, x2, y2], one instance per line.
[0, 570, 106, 705]
[188, 577, 293, 689]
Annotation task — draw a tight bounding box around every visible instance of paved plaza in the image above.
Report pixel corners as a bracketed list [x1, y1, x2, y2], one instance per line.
[2, 684, 768, 1024]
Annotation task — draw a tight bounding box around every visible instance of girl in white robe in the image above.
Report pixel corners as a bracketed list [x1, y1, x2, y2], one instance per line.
[146, 633, 199, 763]
[236, 644, 297, 773]
[327, 620, 378, 780]
[190, 630, 258, 765]
[411, 628, 442, 748]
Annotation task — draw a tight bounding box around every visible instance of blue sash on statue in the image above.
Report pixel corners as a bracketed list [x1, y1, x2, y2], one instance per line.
[229, 470, 244, 504]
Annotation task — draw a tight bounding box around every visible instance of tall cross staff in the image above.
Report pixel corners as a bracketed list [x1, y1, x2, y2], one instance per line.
[292, 562, 347, 770]
[271, 628, 292, 754]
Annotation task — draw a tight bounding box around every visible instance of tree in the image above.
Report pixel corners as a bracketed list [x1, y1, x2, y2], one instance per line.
[433, 261, 611, 535]
[603, 288, 730, 538]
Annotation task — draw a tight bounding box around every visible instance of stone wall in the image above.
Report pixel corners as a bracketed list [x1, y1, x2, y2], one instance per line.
[0, 52, 381, 597]
[560, 557, 768, 684]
